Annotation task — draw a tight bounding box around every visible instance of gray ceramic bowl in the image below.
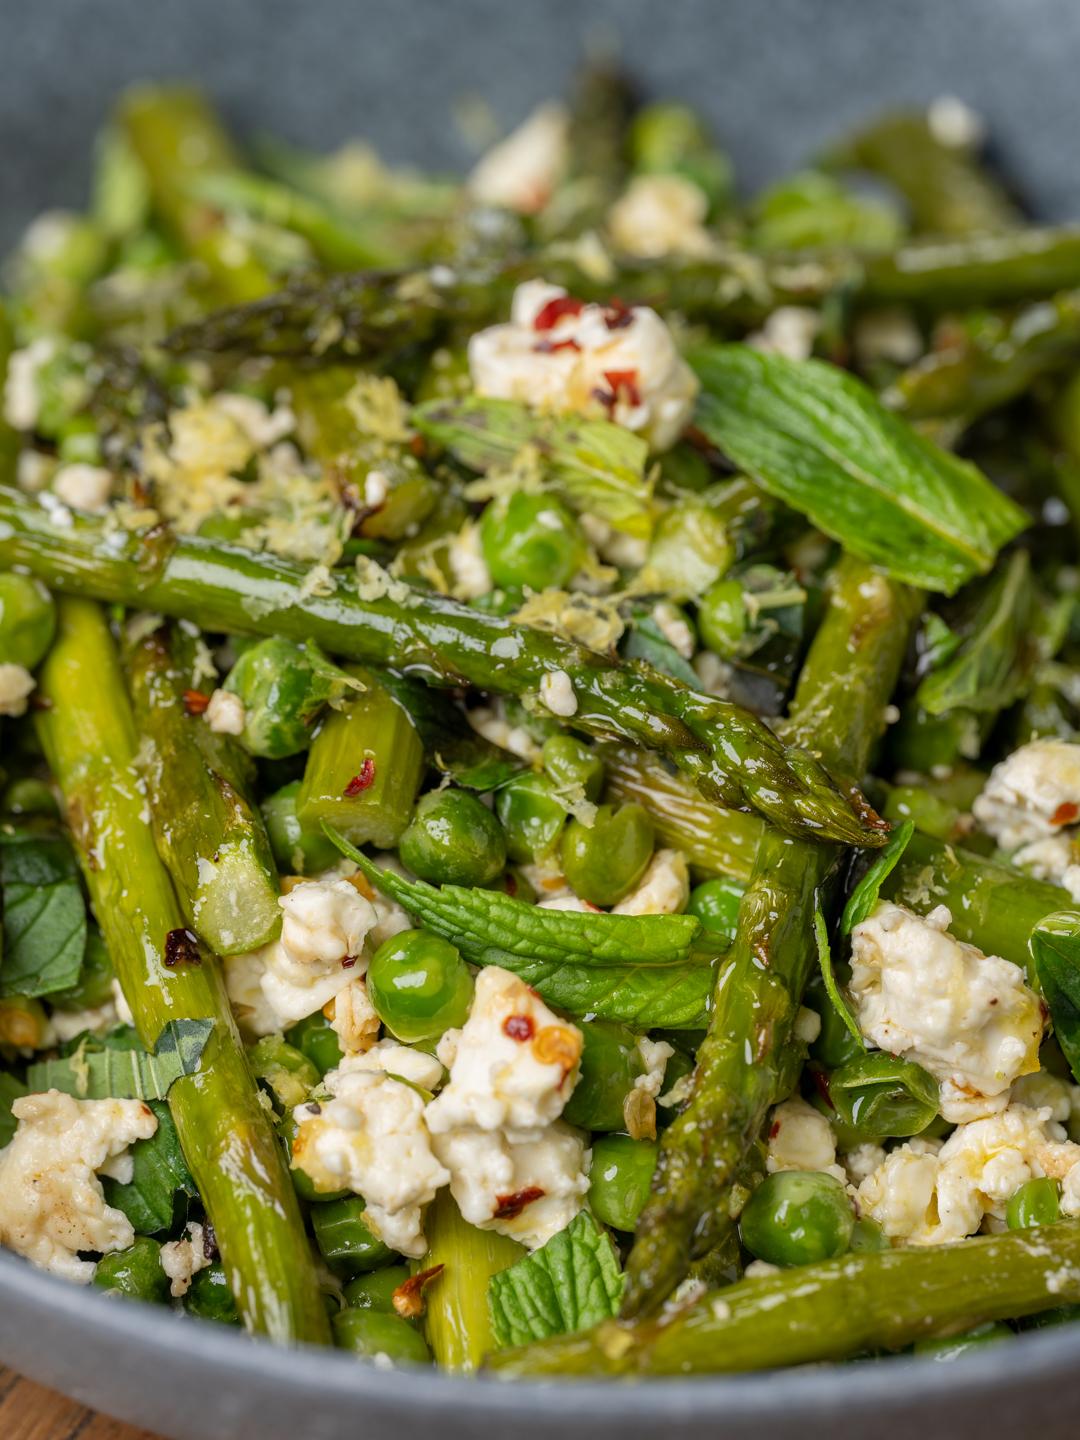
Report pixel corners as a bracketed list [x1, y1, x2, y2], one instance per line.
[4, 0, 1080, 1434]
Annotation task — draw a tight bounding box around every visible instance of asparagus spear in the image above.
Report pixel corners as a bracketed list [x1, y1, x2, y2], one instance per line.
[36, 598, 330, 1345]
[420, 1191, 523, 1372]
[620, 558, 920, 1316]
[488, 1220, 1080, 1378]
[162, 226, 1080, 359]
[0, 484, 885, 848]
[126, 625, 282, 954]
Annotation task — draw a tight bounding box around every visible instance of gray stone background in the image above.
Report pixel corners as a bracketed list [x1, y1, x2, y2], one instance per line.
[0, 0, 1078, 249]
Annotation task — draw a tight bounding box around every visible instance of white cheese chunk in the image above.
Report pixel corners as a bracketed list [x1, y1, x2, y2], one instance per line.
[446, 522, 493, 601]
[0, 1091, 157, 1282]
[850, 901, 1043, 1121]
[3, 337, 55, 430]
[973, 739, 1080, 851]
[766, 1096, 845, 1181]
[159, 1221, 211, 1298]
[204, 688, 246, 735]
[468, 282, 699, 452]
[607, 174, 712, 259]
[538, 668, 577, 717]
[52, 463, 113, 514]
[468, 103, 569, 215]
[747, 306, 821, 362]
[611, 848, 689, 915]
[0, 663, 35, 718]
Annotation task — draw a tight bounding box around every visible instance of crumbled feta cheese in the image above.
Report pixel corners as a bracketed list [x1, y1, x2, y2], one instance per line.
[325, 979, 380, 1056]
[293, 1068, 449, 1257]
[853, 308, 923, 367]
[0, 1091, 157, 1282]
[0, 664, 36, 718]
[747, 307, 821, 362]
[432, 1121, 589, 1249]
[973, 739, 1080, 852]
[468, 102, 569, 214]
[468, 282, 699, 452]
[766, 1097, 845, 1181]
[204, 688, 246, 735]
[212, 393, 295, 450]
[842, 1141, 887, 1186]
[692, 650, 732, 698]
[858, 1105, 1080, 1244]
[1006, 834, 1080, 901]
[465, 701, 542, 762]
[423, 968, 587, 1247]
[537, 893, 597, 912]
[342, 1039, 445, 1091]
[159, 1221, 211, 1298]
[651, 601, 696, 660]
[607, 174, 712, 259]
[447, 522, 493, 600]
[3, 337, 55, 430]
[363, 853, 416, 947]
[1011, 1068, 1074, 1124]
[52, 463, 113, 514]
[427, 967, 582, 1135]
[633, 1037, 675, 1098]
[48, 1000, 120, 1043]
[225, 879, 377, 1035]
[16, 449, 52, 494]
[611, 848, 689, 916]
[850, 901, 1043, 1122]
[579, 513, 648, 570]
[793, 1006, 822, 1046]
[538, 668, 577, 717]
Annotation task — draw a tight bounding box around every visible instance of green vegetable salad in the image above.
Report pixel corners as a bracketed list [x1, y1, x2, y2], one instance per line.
[5, 67, 1080, 1379]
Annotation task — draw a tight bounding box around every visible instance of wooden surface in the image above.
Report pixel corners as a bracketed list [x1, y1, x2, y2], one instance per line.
[0, 1367, 161, 1440]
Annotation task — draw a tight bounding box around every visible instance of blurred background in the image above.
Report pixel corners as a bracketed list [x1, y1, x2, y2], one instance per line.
[1, 0, 1079, 251]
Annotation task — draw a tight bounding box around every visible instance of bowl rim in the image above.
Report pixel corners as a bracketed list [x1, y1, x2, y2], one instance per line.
[4, 1246, 1080, 1427]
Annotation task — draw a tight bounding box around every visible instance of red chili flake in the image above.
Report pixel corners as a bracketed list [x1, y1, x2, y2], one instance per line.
[1053, 802, 1080, 826]
[409, 434, 426, 458]
[768, 1120, 781, 1140]
[183, 689, 211, 716]
[493, 1186, 545, 1220]
[810, 1067, 833, 1110]
[503, 873, 518, 898]
[533, 295, 585, 331]
[164, 928, 202, 968]
[533, 337, 582, 354]
[602, 297, 634, 330]
[341, 956, 358, 969]
[343, 758, 376, 796]
[392, 1264, 444, 1319]
[602, 369, 641, 407]
[503, 1014, 535, 1043]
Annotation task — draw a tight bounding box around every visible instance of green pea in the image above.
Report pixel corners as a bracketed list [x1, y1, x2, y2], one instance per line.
[739, 1171, 854, 1267]
[313, 1195, 399, 1275]
[367, 929, 473, 1043]
[646, 502, 733, 602]
[1006, 1177, 1061, 1230]
[398, 788, 506, 887]
[93, 1236, 170, 1304]
[687, 877, 744, 944]
[332, 1307, 432, 1365]
[343, 1265, 411, 1312]
[913, 1322, 1012, 1360]
[564, 1021, 646, 1132]
[285, 1010, 344, 1078]
[0, 573, 56, 670]
[541, 735, 605, 802]
[697, 577, 747, 657]
[50, 928, 115, 1011]
[1, 776, 58, 816]
[560, 803, 654, 908]
[261, 780, 342, 875]
[849, 1217, 889, 1253]
[479, 493, 586, 591]
[248, 1035, 320, 1111]
[186, 1263, 240, 1325]
[224, 636, 353, 759]
[588, 1135, 659, 1232]
[495, 771, 568, 863]
[281, 1112, 348, 1204]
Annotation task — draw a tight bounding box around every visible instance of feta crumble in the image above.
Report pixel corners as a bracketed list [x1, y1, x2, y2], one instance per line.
[611, 849, 689, 915]
[446, 522, 493, 601]
[539, 668, 577, 717]
[52, 463, 113, 514]
[0, 1091, 157, 1282]
[468, 281, 699, 452]
[468, 102, 569, 215]
[160, 1221, 212, 1298]
[766, 1097, 846, 1182]
[747, 307, 821, 362]
[204, 688, 246, 736]
[850, 901, 1043, 1122]
[0, 663, 36, 718]
[973, 739, 1080, 852]
[607, 174, 713, 259]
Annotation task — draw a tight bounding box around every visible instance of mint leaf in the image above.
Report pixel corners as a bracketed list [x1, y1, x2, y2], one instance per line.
[841, 820, 916, 935]
[0, 829, 87, 997]
[1030, 913, 1080, 1083]
[414, 396, 652, 536]
[690, 344, 1027, 595]
[813, 903, 864, 1049]
[102, 1100, 198, 1234]
[488, 1212, 624, 1348]
[27, 1018, 214, 1100]
[0, 1072, 28, 1148]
